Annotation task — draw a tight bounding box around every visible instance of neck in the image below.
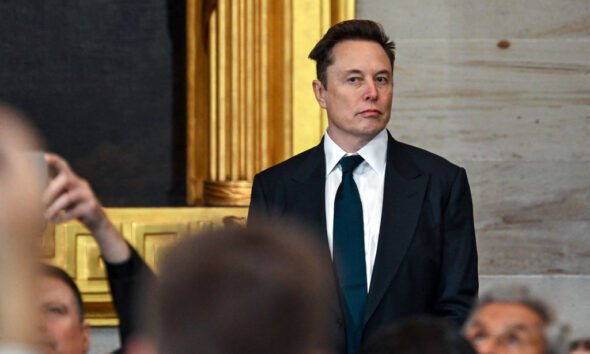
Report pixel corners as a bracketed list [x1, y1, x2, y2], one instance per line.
[327, 128, 378, 153]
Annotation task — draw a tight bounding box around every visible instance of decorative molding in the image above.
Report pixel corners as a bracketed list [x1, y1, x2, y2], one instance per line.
[204, 180, 253, 206]
[42, 207, 248, 326]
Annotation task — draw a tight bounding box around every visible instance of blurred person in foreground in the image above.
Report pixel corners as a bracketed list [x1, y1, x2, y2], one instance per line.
[40, 152, 153, 354]
[570, 339, 590, 354]
[126, 225, 333, 354]
[362, 317, 477, 354]
[463, 285, 569, 354]
[0, 103, 45, 352]
[0, 103, 47, 247]
[1, 102, 147, 353]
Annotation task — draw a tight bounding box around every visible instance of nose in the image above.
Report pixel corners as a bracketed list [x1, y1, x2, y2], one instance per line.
[37, 312, 49, 333]
[37, 318, 58, 354]
[363, 80, 378, 101]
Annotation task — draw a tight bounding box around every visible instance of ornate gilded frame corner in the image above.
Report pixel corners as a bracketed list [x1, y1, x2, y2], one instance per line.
[42, 207, 248, 326]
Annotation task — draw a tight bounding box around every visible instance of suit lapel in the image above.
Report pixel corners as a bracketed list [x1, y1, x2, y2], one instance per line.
[287, 142, 342, 315]
[363, 135, 429, 325]
[288, 142, 329, 251]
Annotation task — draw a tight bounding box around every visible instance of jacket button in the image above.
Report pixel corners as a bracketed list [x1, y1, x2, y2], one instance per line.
[336, 319, 344, 328]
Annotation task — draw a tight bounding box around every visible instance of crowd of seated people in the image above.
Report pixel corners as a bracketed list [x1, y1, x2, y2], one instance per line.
[0, 102, 585, 354]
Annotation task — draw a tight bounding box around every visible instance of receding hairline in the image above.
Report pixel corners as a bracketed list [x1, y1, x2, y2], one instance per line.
[480, 301, 549, 321]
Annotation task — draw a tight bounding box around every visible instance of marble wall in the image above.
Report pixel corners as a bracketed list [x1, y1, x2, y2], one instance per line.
[358, 0, 590, 337]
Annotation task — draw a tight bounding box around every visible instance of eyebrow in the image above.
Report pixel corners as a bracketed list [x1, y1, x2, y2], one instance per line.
[342, 69, 392, 76]
[468, 321, 483, 328]
[343, 69, 362, 75]
[467, 321, 535, 336]
[506, 324, 534, 334]
[42, 301, 69, 314]
[466, 321, 485, 332]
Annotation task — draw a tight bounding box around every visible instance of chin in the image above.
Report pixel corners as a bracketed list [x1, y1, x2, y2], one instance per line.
[358, 124, 387, 137]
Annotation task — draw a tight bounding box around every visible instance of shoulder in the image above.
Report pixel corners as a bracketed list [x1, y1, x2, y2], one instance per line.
[390, 138, 472, 206]
[390, 138, 465, 181]
[249, 144, 323, 216]
[254, 144, 322, 183]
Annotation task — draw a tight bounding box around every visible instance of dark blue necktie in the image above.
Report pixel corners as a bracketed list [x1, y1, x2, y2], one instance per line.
[333, 155, 367, 354]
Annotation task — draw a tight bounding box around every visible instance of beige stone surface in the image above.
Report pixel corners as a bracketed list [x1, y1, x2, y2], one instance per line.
[467, 161, 590, 274]
[358, 0, 590, 274]
[465, 161, 590, 225]
[357, 0, 590, 39]
[390, 39, 590, 161]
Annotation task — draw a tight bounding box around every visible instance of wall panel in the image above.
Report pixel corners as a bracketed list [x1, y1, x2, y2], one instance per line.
[359, 0, 590, 333]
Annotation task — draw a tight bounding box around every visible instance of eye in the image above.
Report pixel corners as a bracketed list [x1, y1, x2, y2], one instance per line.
[347, 76, 362, 84]
[45, 305, 67, 315]
[471, 333, 487, 343]
[506, 334, 522, 347]
[375, 75, 389, 84]
[466, 329, 487, 344]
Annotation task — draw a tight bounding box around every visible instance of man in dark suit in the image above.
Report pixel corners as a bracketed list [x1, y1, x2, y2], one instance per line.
[248, 19, 478, 354]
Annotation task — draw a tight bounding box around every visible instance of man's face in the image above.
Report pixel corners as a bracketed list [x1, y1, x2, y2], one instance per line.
[464, 302, 546, 354]
[39, 276, 90, 354]
[0, 128, 46, 245]
[312, 40, 393, 151]
[571, 349, 590, 354]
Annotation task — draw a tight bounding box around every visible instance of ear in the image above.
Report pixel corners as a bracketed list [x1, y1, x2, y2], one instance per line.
[81, 320, 91, 353]
[312, 80, 327, 109]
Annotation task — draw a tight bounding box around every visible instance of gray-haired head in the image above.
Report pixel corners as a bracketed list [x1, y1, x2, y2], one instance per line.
[464, 284, 569, 354]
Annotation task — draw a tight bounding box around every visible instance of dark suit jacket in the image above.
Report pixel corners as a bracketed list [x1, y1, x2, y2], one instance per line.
[248, 132, 478, 353]
[105, 246, 155, 353]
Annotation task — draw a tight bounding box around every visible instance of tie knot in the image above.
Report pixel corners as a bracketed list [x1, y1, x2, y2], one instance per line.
[339, 155, 364, 174]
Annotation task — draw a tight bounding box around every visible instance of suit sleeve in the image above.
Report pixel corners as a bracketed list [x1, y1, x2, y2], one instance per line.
[248, 174, 270, 226]
[104, 245, 156, 349]
[434, 167, 478, 327]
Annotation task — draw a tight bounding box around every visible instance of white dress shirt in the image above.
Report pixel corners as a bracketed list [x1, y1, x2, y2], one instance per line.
[324, 129, 388, 291]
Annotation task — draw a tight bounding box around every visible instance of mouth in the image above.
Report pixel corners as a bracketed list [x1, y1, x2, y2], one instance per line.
[357, 109, 382, 117]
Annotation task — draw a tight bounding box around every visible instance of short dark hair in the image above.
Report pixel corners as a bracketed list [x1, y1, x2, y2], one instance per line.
[308, 19, 396, 87]
[150, 225, 331, 354]
[40, 264, 85, 323]
[362, 317, 477, 354]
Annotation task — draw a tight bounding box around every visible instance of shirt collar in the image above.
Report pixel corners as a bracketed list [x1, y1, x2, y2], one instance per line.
[324, 129, 388, 176]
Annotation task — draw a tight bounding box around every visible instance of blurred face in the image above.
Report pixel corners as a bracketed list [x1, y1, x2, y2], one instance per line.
[39, 276, 89, 354]
[464, 302, 546, 354]
[312, 40, 393, 152]
[571, 349, 590, 354]
[0, 124, 46, 244]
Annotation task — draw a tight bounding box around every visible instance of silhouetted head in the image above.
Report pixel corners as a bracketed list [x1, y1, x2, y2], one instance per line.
[146, 225, 332, 354]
